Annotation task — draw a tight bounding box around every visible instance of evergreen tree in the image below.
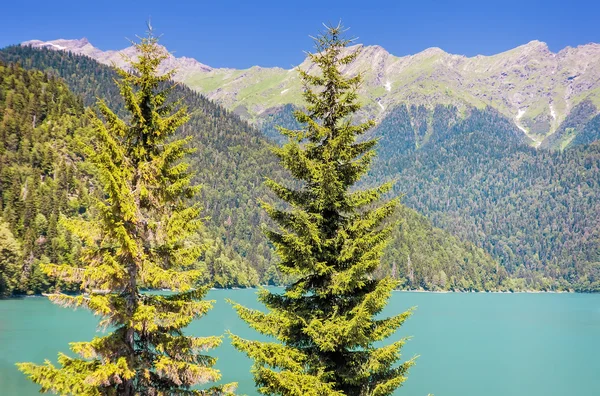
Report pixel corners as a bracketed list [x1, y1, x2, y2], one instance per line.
[230, 24, 415, 396]
[17, 29, 234, 395]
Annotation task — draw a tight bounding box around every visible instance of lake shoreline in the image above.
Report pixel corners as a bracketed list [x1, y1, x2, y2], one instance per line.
[2, 287, 578, 300]
[395, 289, 575, 294]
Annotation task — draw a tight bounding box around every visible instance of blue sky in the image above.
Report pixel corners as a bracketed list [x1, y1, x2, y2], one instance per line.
[1, 0, 598, 68]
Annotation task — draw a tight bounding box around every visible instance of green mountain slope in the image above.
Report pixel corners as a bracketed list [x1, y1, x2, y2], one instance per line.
[0, 46, 507, 294]
[0, 50, 272, 290]
[0, 62, 93, 294]
[264, 98, 600, 291]
[540, 100, 600, 149]
[369, 105, 600, 291]
[381, 206, 504, 291]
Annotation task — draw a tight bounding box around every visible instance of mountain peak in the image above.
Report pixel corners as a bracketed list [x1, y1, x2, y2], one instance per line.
[22, 38, 95, 53]
[17, 36, 600, 145]
[419, 47, 447, 57]
[517, 40, 551, 53]
[76, 37, 90, 46]
[361, 44, 387, 52]
[524, 39, 548, 47]
[356, 44, 391, 58]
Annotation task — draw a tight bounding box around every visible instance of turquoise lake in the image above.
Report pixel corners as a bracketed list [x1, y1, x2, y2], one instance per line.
[1, 289, 599, 395]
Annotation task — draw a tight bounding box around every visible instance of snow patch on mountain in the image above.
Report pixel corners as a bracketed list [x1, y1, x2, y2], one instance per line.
[515, 109, 527, 133]
[516, 108, 543, 147]
[45, 43, 66, 50]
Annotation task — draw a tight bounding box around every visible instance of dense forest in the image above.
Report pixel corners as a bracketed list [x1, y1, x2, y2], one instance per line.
[540, 100, 600, 149]
[0, 61, 261, 294]
[261, 103, 600, 291]
[379, 206, 503, 291]
[371, 104, 600, 291]
[0, 62, 92, 296]
[1, 44, 598, 296]
[0, 46, 280, 290]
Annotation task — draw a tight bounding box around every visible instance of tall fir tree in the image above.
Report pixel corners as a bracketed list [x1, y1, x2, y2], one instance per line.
[17, 29, 234, 395]
[230, 23, 416, 396]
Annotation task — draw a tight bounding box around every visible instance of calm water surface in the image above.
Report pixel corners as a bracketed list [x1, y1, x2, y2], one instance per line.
[1, 289, 599, 395]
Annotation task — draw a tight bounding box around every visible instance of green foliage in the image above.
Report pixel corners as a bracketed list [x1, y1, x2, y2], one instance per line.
[1, 44, 282, 286]
[230, 24, 415, 395]
[0, 61, 92, 295]
[0, 43, 521, 294]
[572, 112, 600, 147]
[379, 206, 504, 292]
[0, 219, 21, 296]
[17, 31, 234, 395]
[260, 104, 302, 144]
[256, 103, 510, 292]
[370, 104, 600, 291]
[5, 34, 593, 295]
[200, 230, 260, 288]
[540, 100, 598, 149]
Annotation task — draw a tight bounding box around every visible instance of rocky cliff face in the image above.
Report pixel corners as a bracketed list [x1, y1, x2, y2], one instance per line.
[21, 37, 600, 147]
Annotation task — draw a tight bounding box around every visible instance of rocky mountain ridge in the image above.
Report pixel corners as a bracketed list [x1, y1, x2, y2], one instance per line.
[23, 38, 215, 78]
[20, 37, 600, 147]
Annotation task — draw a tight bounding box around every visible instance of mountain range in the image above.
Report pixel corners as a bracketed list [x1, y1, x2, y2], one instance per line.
[0, 44, 512, 295]
[1, 38, 599, 294]
[23, 37, 600, 148]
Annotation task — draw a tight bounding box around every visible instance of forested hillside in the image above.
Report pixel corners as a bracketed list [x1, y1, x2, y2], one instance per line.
[370, 105, 600, 291]
[380, 206, 503, 291]
[263, 103, 600, 290]
[0, 45, 511, 295]
[1, 45, 280, 285]
[0, 59, 264, 293]
[0, 62, 92, 296]
[540, 100, 600, 149]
